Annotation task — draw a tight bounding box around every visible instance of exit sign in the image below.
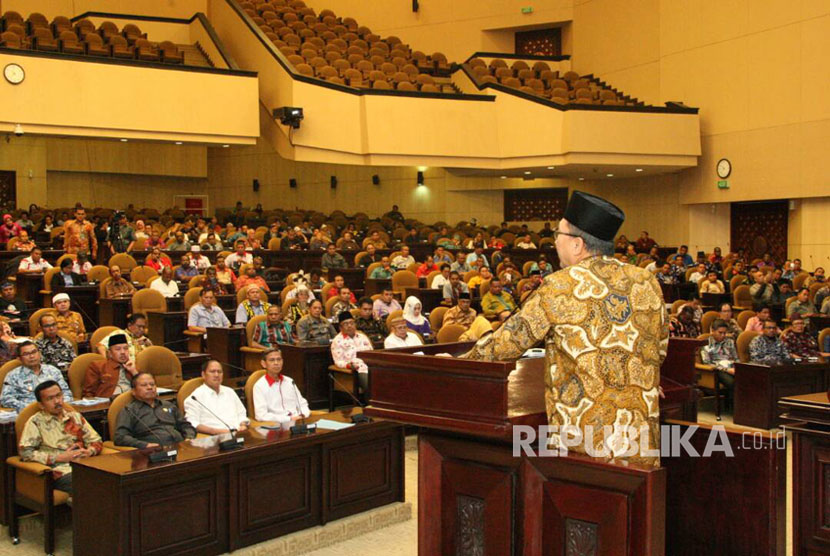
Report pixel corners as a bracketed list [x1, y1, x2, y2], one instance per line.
[717, 180, 729, 189]
[521, 6, 533, 13]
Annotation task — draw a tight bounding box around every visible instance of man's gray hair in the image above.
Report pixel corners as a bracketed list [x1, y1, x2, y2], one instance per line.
[567, 223, 614, 256]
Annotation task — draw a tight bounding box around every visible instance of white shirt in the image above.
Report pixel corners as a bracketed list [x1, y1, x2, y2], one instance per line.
[384, 332, 423, 349]
[224, 252, 253, 270]
[191, 254, 211, 270]
[689, 271, 706, 284]
[184, 383, 249, 430]
[252, 374, 310, 424]
[18, 257, 52, 272]
[150, 278, 180, 298]
[431, 274, 450, 290]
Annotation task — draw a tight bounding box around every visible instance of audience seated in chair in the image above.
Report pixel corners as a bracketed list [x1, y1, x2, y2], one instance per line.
[252, 348, 310, 423]
[236, 285, 270, 324]
[320, 243, 347, 271]
[781, 313, 820, 360]
[373, 288, 401, 319]
[748, 320, 792, 365]
[1, 341, 72, 412]
[18, 380, 103, 494]
[355, 297, 387, 343]
[104, 265, 136, 299]
[442, 292, 476, 328]
[183, 360, 249, 434]
[114, 372, 196, 448]
[188, 288, 231, 337]
[251, 305, 293, 348]
[0, 281, 27, 319]
[17, 246, 52, 273]
[34, 313, 74, 371]
[480, 279, 516, 321]
[700, 319, 738, 405]
[384, 316, 423, 348]
[296, 299, 336, 344]
[95, 313, 152, 359]
[51, 258, 84, 289]
[745, 304, 771, 333]
[150, 266, 179, 297]
[330, 311, 373, 394]
[84, 333, 139, 399]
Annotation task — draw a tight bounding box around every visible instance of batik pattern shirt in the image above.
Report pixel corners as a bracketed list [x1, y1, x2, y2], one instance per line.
[19, 410, 102, 478]
[465, 256, 668, 467]
[700, 337, 738, 366]
[34, 336, 75, 370]
[749, 335, 792, 365]
[782, 331, 820, 359]
[54, 311, 86, 343]
[1, 365, 72, 412]
[63, 219, 96, 255]
[330, 332, 373, 373]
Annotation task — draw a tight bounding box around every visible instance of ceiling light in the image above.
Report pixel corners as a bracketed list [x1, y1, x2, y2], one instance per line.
[120, 138, 128, 142]
[606, 173, 614, 177]
[546, 166, 555, 170]
[635, 168, 643, 172]
[175, 141, 183, 145]
[524, 171, 531, 175]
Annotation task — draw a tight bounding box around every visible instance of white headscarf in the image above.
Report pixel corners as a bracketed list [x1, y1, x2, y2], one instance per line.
[403, 296, 425, 325]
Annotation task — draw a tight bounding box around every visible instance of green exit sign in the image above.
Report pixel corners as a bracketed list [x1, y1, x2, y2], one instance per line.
[717, 180, 729, 189]
[521, 6, 533, 13]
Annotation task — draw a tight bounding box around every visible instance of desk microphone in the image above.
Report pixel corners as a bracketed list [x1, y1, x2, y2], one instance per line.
[328, 372, 371, 424]
[190, 395, 244, 450]
[122, 404, 178, 463]
[289, 379, 316, 435]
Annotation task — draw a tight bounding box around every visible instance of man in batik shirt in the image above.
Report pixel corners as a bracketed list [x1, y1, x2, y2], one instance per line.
[63, 206, 97, 255]
[466, 191, 668, 467]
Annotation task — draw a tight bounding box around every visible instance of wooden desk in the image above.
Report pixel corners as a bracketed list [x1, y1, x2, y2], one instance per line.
[14, 272, 43, 303]
[734, 362, 830, 429]
[206, 326, 246, 376]
[165, 295, 184, 312]
[147, 310, 188, 351]
[98, 296, 130, 329]
[364, 278, 391, 297]
[177, 352, 212, 379]
[72, 409, 404, 555]
[54, 284, 99, 331]
[280, 342, 333, 410]
[328, 267, 364, 293]
[362, 346, 666, 555]
[779, 392, 830, 556]
[404, 287, 443, 313]
[811, 315, 830, 332]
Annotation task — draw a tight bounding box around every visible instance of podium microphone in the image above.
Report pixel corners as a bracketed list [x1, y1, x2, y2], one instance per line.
[328, 372, 371, 424]
[123, 405, 178, 463]
[289, 379, 317, 435]
[190, 395, 244, 450]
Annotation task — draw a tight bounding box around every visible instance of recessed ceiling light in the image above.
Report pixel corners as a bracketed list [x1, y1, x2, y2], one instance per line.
[222, 144, 230, 148]
[578, 177, 585, 181]
[635, 168, 643, 172]
[546, 166, 555, 170]
[120, 138, 128, 142]
[524, 171, 531, 175]
[606, 173, 614, 177]
[500, 175, 507, 179]
[175, 141, 183, 145]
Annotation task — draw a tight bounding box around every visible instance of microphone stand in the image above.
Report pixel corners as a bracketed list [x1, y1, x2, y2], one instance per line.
[289, 380, 316, 435]
[329, 372, 371, 424]
[190, 395, 244, 450]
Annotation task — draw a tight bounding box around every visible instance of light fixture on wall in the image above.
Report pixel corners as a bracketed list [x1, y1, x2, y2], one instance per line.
[416, 171, 424, 186]
[253, 179, 260, 192]
[289, 178, 297, 188]
[330, 176, 337, 189]
[372, 174, 380, 185]
[274, 107, 304, 129]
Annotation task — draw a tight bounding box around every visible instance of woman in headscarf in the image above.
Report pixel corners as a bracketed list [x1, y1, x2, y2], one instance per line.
[288, 286, 312, 324]
[403, 296, 431, 337]
[134, 219, 149, 240]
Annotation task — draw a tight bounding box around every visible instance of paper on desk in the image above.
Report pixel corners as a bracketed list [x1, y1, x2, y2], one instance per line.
[0, 410, 17, 423]
[72, 397, 109, 406]
[314, 419, 355, 431]
[156, 387, 175, 395]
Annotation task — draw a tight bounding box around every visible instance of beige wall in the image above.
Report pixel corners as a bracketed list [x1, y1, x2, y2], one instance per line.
[0, 136, 48, 208]
[0, 51, 258, 144]
[46, 172, 206, 210]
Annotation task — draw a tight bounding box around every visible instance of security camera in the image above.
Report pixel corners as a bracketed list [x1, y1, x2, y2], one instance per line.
[13, 124, 23, 137]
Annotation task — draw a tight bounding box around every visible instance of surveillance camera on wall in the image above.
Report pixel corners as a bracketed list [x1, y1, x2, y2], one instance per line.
[13, 124, 23, 137]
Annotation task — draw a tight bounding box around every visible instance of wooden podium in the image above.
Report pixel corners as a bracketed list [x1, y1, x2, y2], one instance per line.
[779, 392, 830, 555]
[361, 342, 668, 555]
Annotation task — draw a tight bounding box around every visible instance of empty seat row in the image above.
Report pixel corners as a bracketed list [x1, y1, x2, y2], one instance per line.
[0, 12, 186, 64]
[466, 57, 641, 106]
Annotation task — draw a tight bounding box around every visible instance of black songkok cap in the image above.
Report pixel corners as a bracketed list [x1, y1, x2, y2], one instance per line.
[337, 311, 355, 324]
[108, 333, 128, 347]
[562, 191, 625, 241]
[458, 292, 471, 299]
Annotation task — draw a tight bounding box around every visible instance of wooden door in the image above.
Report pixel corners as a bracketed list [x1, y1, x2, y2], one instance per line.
[730, 200, 788, 263]
[0, 171, 16, 212]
